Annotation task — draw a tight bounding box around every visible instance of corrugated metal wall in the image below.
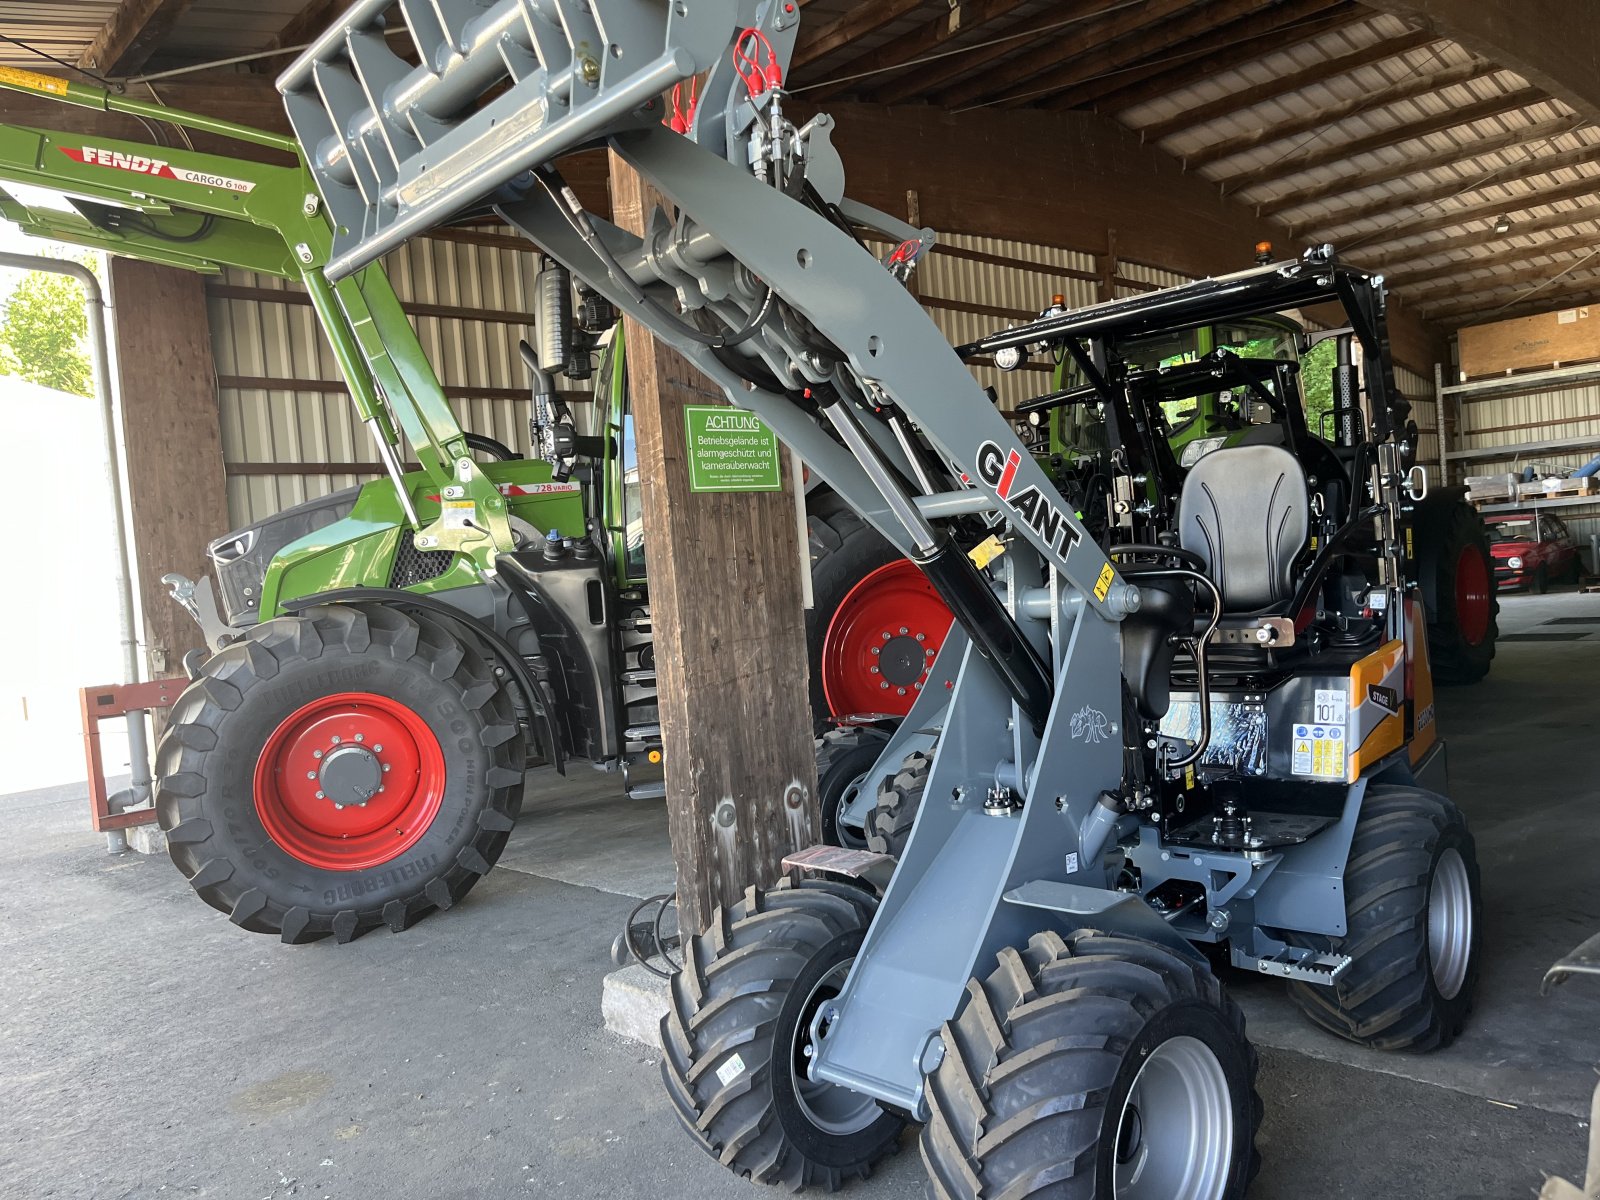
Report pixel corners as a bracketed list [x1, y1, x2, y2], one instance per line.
[1443, 368, 1600, 547]
[210, 229, 583, 525]
[206, 227, 1454, 523]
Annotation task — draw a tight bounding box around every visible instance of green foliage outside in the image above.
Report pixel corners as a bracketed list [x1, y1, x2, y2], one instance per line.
[0, 254, 97, 397]
[1299, 337, 1336, 439]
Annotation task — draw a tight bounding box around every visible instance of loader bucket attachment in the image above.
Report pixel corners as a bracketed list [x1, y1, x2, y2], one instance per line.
[277, 0, 745, 280]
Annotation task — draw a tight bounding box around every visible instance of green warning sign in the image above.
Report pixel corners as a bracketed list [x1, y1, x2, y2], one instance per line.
[684, 405, 783, 493]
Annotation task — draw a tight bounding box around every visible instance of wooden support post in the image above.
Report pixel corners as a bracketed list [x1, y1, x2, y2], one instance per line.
[607, 151, 820, 934]
[107, 258, 230, 679]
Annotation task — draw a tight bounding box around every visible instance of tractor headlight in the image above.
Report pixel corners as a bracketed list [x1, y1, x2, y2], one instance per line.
[1507, 555, 1523, 569]
[1179, 436, 1228, 467]
[994, 344, 1027, 372]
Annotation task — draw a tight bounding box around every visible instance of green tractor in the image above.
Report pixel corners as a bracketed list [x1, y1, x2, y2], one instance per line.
[0, 70, 950, 941]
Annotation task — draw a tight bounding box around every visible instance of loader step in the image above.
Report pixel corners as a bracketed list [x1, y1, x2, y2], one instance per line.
[1249, 946, 1352, 985]
[618, 617, 652, 633]
[624, 724, 662, 742]
[620, 669, 656, 686]
[626, 781, 667, 800]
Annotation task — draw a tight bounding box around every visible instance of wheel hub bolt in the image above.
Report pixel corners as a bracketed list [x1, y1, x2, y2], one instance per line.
[880, 681, 889, 689]
[880, 632, 891, 640]
[870, 646, 880, 656]
[899, 626, 909, 635]
[915, 633, 925, 642]
[312, 749, 324, 760]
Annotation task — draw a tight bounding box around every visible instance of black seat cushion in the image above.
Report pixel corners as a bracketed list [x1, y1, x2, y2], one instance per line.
[1178, 444, 1309, 612]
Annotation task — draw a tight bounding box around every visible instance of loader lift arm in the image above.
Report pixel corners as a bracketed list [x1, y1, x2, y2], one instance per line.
[0, 68, 515, 560]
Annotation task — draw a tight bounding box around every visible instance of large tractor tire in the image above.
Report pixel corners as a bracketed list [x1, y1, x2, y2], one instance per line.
[867, 749, 931, 858]
[1413, 496, 1498, 685]
[1286, 784, 1481, 1051]
[661, 880, 905, 1189]
[806, 491, 953, 728]
[922, 928, 1262, 1200]
[155, 603, 527, 943]
[815, 725, 891, 849]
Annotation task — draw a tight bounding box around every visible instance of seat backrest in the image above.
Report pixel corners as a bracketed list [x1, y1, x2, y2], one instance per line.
[1178, 444, 1309, 611]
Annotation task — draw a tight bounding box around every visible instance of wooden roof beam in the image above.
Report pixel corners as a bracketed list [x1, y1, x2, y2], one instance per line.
[1302, 141, 1600, 233]
[803, 0, 1032, 102]
[1359, 206, 1600, 272]
[1017, 0, 1356, 113]
[1385, 231, 1600, 289]
[792, 0, 928, 70]
[1220, 85, 1554, 189]
[1139, 27, 1439, 142]
[1255, 113, 1589, 215]
[1184, 58, 1500, 169]
[1431, 283, 1600, 328]
[867, 0, 1135, 106]
[1084, 3, 1365, 113]
[1418, 267, 1600, 323]
[1345, 173, 1600, 250]
[78, 0, 196, 77]
[935, 0, 1206, 110]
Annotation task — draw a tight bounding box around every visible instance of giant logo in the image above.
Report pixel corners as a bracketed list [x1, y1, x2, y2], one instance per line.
[974, 440, 1082, 557]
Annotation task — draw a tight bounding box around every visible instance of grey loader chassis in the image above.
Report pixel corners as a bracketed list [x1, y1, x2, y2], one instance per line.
[280, 1, 1481, 1194]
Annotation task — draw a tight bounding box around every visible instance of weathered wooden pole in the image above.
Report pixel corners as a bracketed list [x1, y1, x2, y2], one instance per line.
[607, 151, 820, 934]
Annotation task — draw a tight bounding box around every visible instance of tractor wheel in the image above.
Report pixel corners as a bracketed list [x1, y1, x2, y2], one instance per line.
[867, 750, 931, 858]
[660, 880, 904, 1189]
[806, 493, 953, 729]
[1426, 501, 1498, 685]
[1286, 784, 1481, 1051]
[155, 604, 526, 944]
[922, 929, 1261, 1200]
[815, 726, 891, 849]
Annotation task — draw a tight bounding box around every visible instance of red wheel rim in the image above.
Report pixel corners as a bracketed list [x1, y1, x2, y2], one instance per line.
[1455, 545, 1492, 647]
[822, 559, 955, 717]
[253, 692, 445, 871]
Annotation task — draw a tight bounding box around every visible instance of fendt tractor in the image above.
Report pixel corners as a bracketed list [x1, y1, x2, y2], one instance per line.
[0, 71, 951, 941]
[277, 3, 1482, 1197]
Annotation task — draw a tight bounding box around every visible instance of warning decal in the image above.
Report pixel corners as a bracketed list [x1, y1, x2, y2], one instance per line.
[1292, 723, 1346, 779]
[0, 67, 68, 96]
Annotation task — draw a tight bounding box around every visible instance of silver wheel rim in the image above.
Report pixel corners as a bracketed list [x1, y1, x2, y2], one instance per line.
[1428, 847, 1473, 1000]
[1114, 1035, 1234, 1200]
[792, 960, 882, 1135]
[831, 771, 870, 849]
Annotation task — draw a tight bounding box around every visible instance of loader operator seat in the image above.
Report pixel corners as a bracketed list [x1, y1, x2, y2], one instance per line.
[1178, 444, 1310, 613]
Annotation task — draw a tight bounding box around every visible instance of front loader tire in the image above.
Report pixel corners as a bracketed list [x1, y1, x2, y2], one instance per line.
[867, 750, 931, 858]
[660, 881, 904, 1190]
[155, 604, 526, 944]
[1286, 784, 1481, 1051]
[921, 929, 1261, 1199]
[815, 726, 892, 849]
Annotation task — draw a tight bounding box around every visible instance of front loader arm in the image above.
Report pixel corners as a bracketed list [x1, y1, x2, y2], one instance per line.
[0, 67, 514, 561]
[278, 0, 1138, 730]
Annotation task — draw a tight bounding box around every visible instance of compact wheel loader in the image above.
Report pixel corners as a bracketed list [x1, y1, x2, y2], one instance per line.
[263, 1, 1490, 1191]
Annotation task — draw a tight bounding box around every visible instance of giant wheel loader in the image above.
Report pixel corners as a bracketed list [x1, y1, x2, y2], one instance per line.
[279, 2, 1482, 1195]
[0, 69, 950, 939]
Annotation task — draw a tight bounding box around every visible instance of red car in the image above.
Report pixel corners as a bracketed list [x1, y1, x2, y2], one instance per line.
[1488, 511, 1583, 592]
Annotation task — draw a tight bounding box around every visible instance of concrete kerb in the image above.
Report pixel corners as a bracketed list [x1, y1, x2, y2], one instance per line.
[602, 963, 671, 1047]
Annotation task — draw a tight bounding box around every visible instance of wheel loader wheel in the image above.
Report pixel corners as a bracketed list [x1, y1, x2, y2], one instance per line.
[806, 493, 953, 729]
[1286, 784, 1481, 1051]
[155, 604, 526, 944]
[815, 725, 891, 849]
[867, 750, 931, 858]
[921, 929, 1261, 1200]
[1426, 501, 1498, 685]
[660, 880, 904, 1189]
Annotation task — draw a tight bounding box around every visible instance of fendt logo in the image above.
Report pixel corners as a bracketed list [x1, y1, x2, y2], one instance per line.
[974, 440, 1082, 557]
[61, 147, 258, 193]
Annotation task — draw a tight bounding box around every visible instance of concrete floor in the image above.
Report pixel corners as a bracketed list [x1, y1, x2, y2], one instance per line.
[4, 590, 1599, 1199]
